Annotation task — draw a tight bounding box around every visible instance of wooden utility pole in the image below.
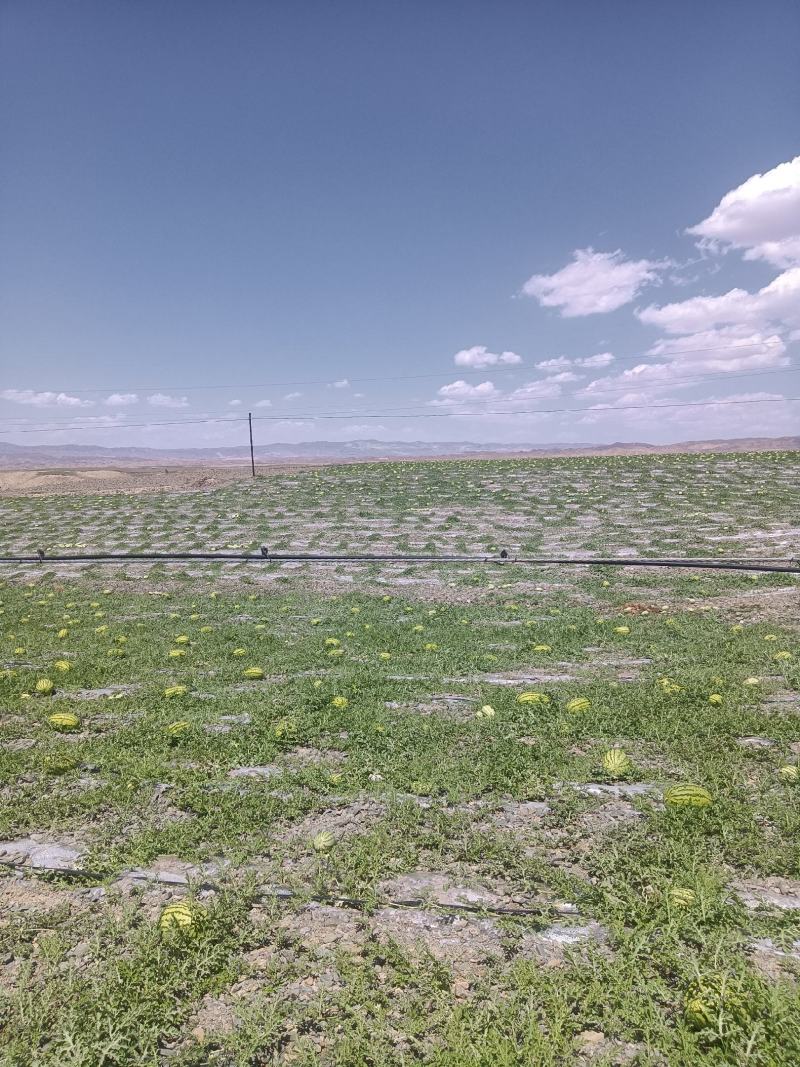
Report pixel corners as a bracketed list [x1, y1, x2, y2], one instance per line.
[248, 412, 256, 477]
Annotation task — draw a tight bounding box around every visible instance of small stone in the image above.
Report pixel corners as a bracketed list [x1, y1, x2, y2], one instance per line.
[734, 877, 800, 911]
[736, 736, 776, 750]
[0, 839, 83, 870]
[227, 765, 283, 780]
[519, 922, 609, 966]
[1, 738, 37, 751]
[577, 1030, 606, 1047]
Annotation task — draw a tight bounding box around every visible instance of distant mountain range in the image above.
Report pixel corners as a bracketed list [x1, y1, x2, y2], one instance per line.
[0, 436, 797, 468]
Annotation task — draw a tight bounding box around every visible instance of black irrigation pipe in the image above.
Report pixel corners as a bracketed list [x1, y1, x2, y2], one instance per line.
[0, 548, 798, 574]
[0, 859, 559, 919]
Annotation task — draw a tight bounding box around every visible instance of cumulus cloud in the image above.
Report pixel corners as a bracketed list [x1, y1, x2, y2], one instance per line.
[432, 380, 502, 406]
[1, 389, 93, 408]
[687, 156, 800, 268]
[147, 393, 189, 409]
[637, 267, 800, 335]
[284, 392, 303, 400]
[647, 328, 786, 367]
[535, 353, 614, 372]
[104, 393, 138, 407]
[582, 330, 787, 397]
[255, 398, 272, 408]
[578, 352, 615, 368]
[535, 357, 572, 371]
[331, 379, 350, 389]
[521, 248, 669, 316]
[503, 380, 564, 405]
[453, 345, 522, 368]
[545, 371, 581, 383]
[578, 390, 795, 437]
[228, 399, 242, 407]
[63, 414, 129, 428]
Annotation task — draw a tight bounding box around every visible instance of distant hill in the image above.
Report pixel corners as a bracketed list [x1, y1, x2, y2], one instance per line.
[0, 436, 797, 468]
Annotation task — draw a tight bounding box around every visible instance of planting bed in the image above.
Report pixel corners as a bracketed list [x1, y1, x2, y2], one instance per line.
[0, 452, 798, 1065]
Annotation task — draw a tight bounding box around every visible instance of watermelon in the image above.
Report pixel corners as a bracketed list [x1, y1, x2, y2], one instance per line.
[159, 902, 195, 931]
[684, 975, 746, 1029]
[566, 697, 591, 714]
[517, 691, 550, 705]
[668, 887, 696, 908]
[164, 720, 191, 739]
[164, 685, 189, 698]
[48, 712, 80, 732]
[602, 748, 631, 777]
[665, 784, 712, 808]
[43, 754, 79, 775]
[312, 830, 335, 853]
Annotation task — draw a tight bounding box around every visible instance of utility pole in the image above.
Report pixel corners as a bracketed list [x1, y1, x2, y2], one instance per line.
[248, 412, 256, 478]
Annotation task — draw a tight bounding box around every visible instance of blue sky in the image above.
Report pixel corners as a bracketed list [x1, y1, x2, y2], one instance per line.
[1, 1, 798, 448]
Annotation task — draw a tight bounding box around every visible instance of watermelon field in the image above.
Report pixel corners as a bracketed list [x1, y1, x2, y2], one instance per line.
[1, 451, 799, 1066]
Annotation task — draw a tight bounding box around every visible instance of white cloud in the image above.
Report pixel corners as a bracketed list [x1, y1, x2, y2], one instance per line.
[545, 371, 581, 383]
[535, 356, 572, 371]
[577, 391, 796, 438]
[104, 393, 138, 407]
[647, 328, 786, 367]
[255, 398, 272, 408]
[284, 392, 303, 400]
[583, 366, 671, 393]
[687, 156, 800, 268]
[432, 380, 501, 406]
[64, 414, 129, 428]
[0, 389, 93, 408]
[521, 248, 669, 316]
[353, 392, 365, 398]
[331, 379, 350, 389]
[578, 352, 615, 368]
[429, 375, 569, 414]
[503, 380, 563, 405]
[637, 267, 800, 335]
[582, 330, 787, 396]
[228, 399, 242, 407]
[535, 353, 615, 372]
[147, 392, 189, 409]
[453, 345, 522, 368]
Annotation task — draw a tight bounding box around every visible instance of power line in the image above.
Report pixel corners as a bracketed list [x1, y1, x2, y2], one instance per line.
[0, 364, 795, 429]
[1, 395, 797, 435]
[0, 340, 787, 397]
[248, 395, 797, 420]
[0, 416, 247, 435]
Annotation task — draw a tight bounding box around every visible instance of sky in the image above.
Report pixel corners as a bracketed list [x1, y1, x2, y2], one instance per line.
[1, 1, 799, 450]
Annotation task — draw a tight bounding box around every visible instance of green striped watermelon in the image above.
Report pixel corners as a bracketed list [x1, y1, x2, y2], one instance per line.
[665, 784, 712, 808]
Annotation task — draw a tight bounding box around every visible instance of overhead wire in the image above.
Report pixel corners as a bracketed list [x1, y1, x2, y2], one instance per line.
[0, 367, 796, 433]
[0, 339, 787, 400]
[0, 394, 797, 436]
[0, 361, 795, 425]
